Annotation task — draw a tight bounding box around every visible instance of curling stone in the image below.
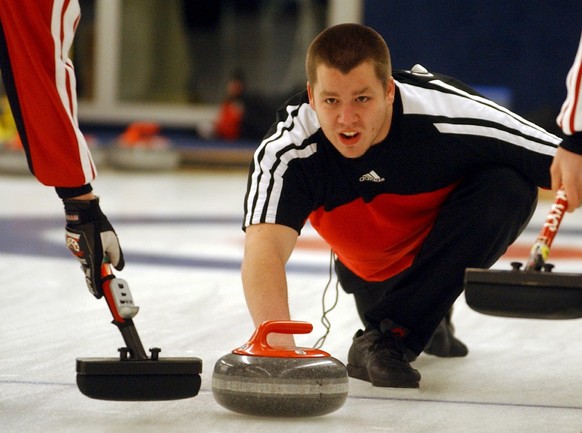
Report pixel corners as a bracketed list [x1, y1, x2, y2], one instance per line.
[0, 147, 29, 174]
[212, 320, 348, 417]
[107, 122, 180, 171]
[107, 146, 181, 171]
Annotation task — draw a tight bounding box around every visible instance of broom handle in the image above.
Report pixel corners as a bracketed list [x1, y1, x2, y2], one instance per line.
[115, 319, 148, 360]
[101, 263, 148, 360]
[525, 187, 568, 270]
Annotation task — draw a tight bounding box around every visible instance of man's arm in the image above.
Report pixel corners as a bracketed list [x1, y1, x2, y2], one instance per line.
[552, 32, 582, 211]
[241, 223, 299, 346]
[551, 145, 582, 211]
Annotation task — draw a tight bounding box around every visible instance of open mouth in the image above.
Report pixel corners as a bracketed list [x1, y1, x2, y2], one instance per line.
[339, 131, 360, 144]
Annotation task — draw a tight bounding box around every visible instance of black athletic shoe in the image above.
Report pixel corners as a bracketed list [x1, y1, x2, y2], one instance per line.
[347, 327, 421, 388]
[423, 311, 468, 358]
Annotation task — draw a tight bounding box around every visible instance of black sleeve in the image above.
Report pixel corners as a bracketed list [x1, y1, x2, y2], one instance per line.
[559, 132, 582, 155]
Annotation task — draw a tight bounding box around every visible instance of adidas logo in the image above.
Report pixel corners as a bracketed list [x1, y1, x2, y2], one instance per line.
[359, 170, 385, 182]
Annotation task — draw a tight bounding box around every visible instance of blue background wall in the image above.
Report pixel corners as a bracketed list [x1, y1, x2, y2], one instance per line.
[364, 1, 581, 133]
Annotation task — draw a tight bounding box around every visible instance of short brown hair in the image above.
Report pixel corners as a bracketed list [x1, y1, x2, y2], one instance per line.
[306, 23, 392, 89]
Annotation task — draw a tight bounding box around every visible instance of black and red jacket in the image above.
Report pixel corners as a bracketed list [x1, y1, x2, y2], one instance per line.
[244, 67, 561, 281]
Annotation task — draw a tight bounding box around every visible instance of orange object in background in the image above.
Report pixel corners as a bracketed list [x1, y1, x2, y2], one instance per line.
[4, 134, 23, 151]
[117, 122, 170, 149]
[215, 100, 244, 140]
[119, 122, 161, 145]
[214, 71, 245, 140]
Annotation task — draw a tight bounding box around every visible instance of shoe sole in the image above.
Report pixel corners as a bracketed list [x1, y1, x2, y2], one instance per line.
[347, 364, 419, 389]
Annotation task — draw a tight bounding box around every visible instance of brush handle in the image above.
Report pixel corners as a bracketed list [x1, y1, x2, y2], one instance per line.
[525, 187, 567, 270]
[115, 320, 148, 360]
[100, 263, 148, 360]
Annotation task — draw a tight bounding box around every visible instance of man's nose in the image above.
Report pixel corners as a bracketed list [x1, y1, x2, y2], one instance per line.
[338, 103, 357, 124]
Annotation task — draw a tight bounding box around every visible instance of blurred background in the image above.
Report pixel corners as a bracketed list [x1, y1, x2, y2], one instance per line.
[1, 0, 581, 168]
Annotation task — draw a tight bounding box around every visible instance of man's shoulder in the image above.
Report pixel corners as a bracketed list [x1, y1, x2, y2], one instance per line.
[281, 89, 310, 106]
[272, 90, 311, 119]
[262, 90, 321, 148]
[392, 64, 441, 86]
[393, 65, 479, 97]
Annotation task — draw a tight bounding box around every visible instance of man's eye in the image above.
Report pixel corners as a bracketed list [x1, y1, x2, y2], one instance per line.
[356, 96, 369, 103]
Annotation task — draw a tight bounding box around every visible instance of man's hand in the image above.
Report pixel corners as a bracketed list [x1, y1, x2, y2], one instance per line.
[63, 197, 124, 298]
[551, 147, 582, 212]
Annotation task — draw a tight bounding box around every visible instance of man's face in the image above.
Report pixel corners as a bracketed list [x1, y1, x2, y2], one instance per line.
[307, 61, 394, 159]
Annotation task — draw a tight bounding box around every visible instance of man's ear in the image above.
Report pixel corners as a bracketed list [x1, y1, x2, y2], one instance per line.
[307, 81, 316, 110]
[386, 77, 395, 103]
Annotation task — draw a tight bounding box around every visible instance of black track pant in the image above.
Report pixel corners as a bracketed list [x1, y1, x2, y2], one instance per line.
[335, 165, 538, 355]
